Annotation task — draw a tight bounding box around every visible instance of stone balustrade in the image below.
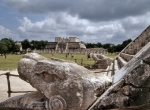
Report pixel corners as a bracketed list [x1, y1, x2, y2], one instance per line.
[104, 25, 150, 78]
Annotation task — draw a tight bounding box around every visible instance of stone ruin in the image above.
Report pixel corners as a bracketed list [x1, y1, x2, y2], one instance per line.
[92, 54, 113, 69]
[0, 53, 112, 110]
[45, 37, 86, 54]
[35, 37, 108, 55]
[1, 25, 150, 110]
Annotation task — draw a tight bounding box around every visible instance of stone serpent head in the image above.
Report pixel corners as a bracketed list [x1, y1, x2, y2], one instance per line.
[17, 53, 111, 110]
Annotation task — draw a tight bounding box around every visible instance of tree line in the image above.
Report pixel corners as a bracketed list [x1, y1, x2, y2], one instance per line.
[0, 38, 20, 58]
[85, 39, 132, 53]
[0, 38, 48, 58]
[0, 38, 132, 57]
[22, 39, 48, 52]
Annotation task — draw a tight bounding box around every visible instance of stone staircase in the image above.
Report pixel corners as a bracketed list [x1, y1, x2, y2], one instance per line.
[88, 25, 150, 110]
[105, 25, 150, 77]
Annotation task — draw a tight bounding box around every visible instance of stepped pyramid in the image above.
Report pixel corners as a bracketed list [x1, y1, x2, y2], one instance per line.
[89, 25, 150, 109]
[105, 25, 150, 76]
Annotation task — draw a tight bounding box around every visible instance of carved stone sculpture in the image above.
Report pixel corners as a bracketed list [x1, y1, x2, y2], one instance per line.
[92, 54, 113, 69]
[0, 53, 112, 110]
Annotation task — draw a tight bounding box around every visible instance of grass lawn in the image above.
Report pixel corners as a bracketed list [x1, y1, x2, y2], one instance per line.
[0, 54, 23, 70]
[104, 53, 117, 58]
[0, 53, 116, 70]
[42, 53, 95, 66]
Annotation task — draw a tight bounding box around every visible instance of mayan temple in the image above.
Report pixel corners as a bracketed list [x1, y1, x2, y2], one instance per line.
[45, 37, 86, 53]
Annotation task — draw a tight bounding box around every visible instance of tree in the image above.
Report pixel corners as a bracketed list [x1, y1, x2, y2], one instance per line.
[102, 43, 111, 49]
[13, 45, 20, 53]
[115, 44, 123, 52]
[30, 40, 48, 50]
[97, 42, 102, 48]
[0, 41, 8, 58]
[8, 38, 16, 53]
[114, 39, 132, 52]
[108, 45, 116, 53]
[1, 38, 13, 53]
[21, 39, 31, 52]
[122, 39, 132, 49]
[0, 38, 16, 58]
[85, 43, 94, 48]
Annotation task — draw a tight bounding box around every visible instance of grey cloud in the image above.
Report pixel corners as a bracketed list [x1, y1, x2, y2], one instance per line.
[108, 13, 150, 44]
[66, 29, 84, 36]
[4, 0, 150, 44]
[4, 0, 150, 22]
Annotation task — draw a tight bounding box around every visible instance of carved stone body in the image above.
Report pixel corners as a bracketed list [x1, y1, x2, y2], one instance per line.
[0, 53, 111, 110]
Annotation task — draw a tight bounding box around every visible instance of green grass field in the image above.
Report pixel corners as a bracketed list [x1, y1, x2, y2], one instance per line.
[104, 53, 117, 58]
[0, 54, 23, 70]
[0, 53, 116, 70]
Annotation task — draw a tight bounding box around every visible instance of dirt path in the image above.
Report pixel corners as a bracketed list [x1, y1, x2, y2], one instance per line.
[0, 70, 36, 102]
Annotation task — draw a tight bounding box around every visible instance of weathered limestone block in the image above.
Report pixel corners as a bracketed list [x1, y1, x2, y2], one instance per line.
[107, 62, 114, 76]
[0, 53, 112, 110]
[114, 59, 120, 73]
[92, 54, 113, 69]
[97, 54, 106, 59]
[92, 54, 106, 61]
[0, 91, 45, 108]
[117, 56, 127, 68]
[92, 59, 108, 69]
[120, 53, 134, 62]
[89, 42, 150, 110]
[124, 49, 136, 55]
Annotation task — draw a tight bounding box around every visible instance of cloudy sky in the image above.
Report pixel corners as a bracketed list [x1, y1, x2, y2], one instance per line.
[0, 0, 150, 44]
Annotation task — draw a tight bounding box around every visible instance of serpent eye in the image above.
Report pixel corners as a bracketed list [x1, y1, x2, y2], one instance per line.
[40, 72, 59, 83]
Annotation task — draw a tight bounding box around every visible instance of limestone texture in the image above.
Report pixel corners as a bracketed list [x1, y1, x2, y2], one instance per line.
[0, 53, 111, 110]
[92, 54, 113, 69]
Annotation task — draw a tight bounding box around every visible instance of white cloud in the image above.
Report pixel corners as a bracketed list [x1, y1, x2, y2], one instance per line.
[0, 10, 148, 44]
[0, 25, 19, 40]
[16, 13, 127, 43]
[2, 0, 150, 44]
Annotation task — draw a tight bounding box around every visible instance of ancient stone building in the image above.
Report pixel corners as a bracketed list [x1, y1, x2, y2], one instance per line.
[43, 37, 108, 54]
[86, 48, 108, 54]
[45, 37, 86, 53]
